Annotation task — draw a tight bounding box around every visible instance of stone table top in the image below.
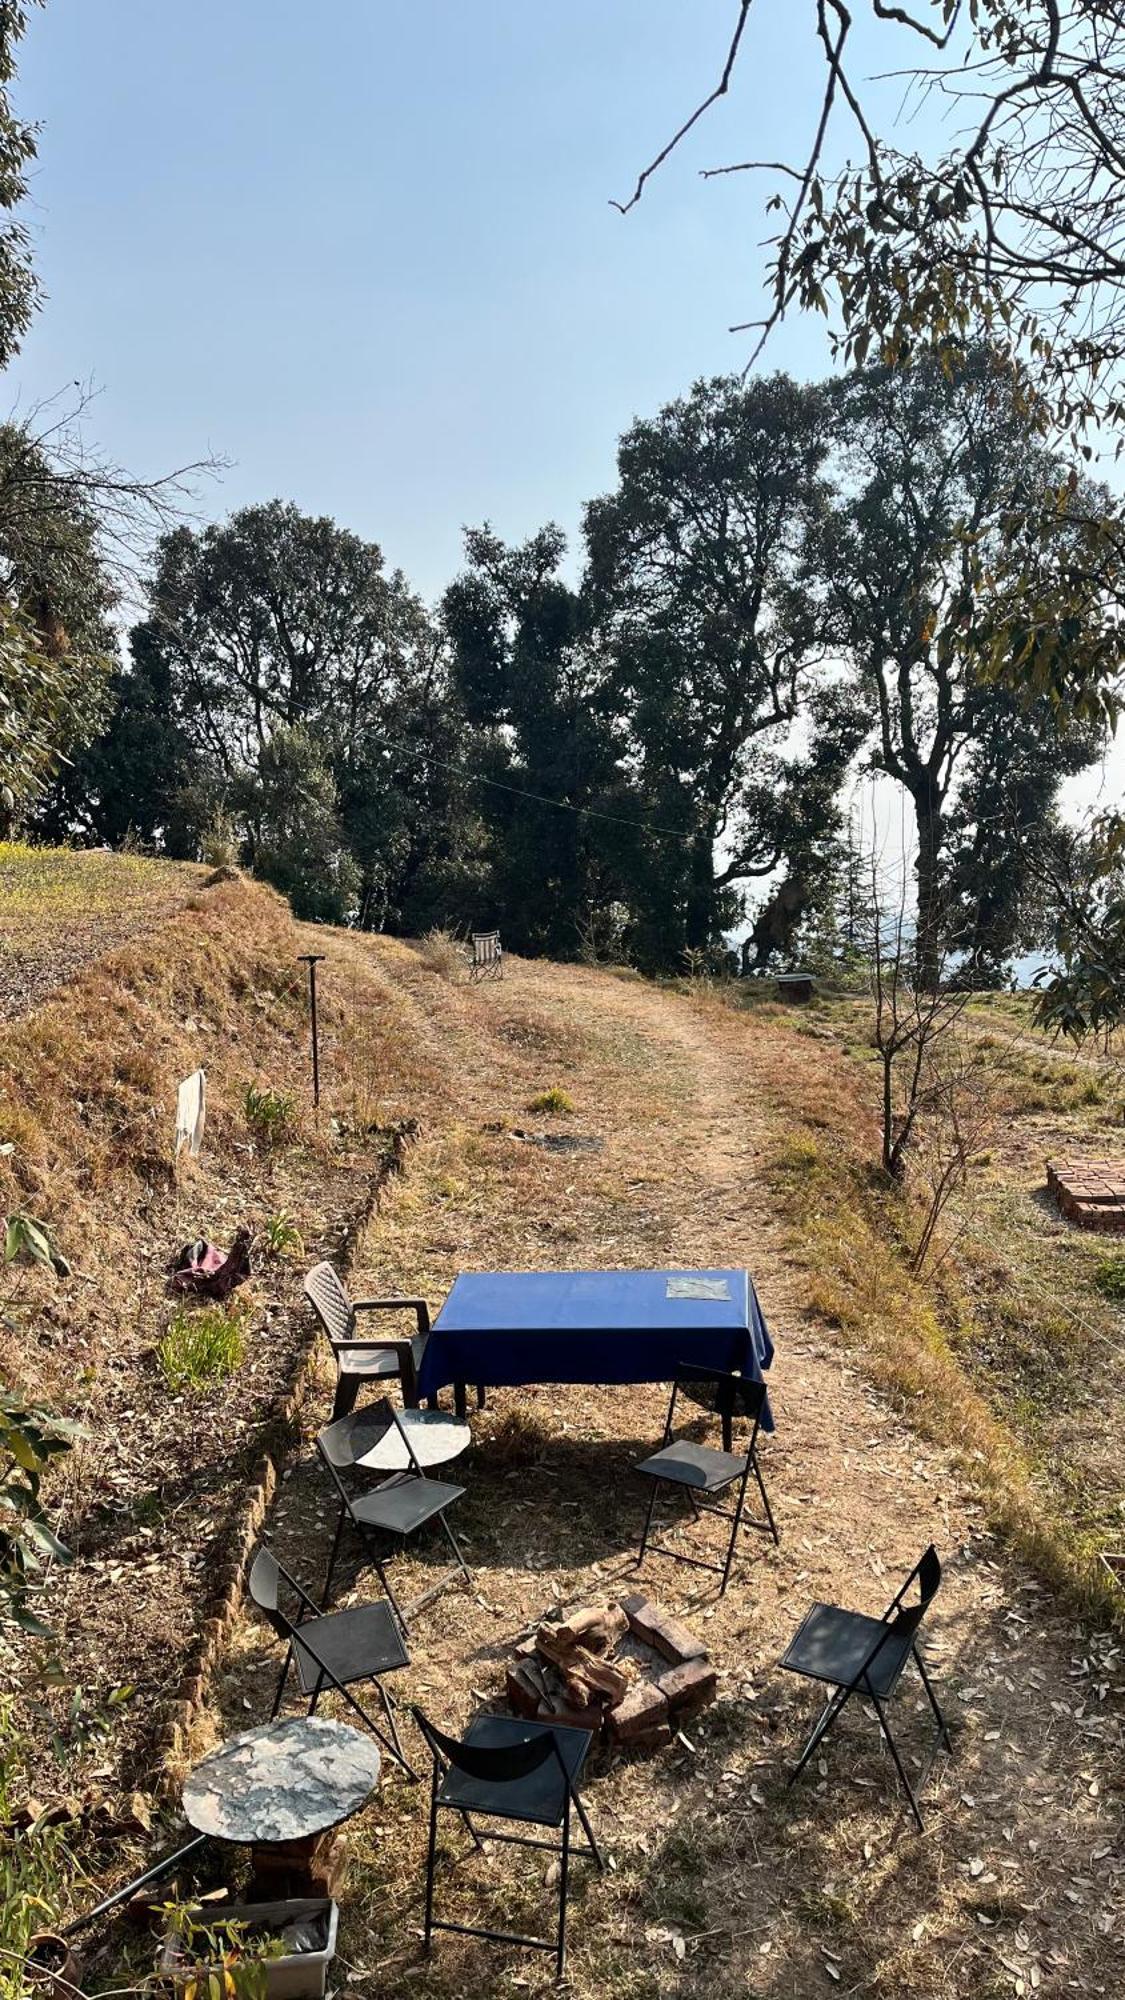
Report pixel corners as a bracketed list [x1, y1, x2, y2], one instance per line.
[356, 1407, 472, 1472]
[183, 1717, 381, 1845]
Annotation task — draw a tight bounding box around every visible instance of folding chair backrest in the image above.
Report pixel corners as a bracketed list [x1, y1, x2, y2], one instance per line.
[317, 1397, 400, 1480]
[304, 1261, 355, 1344]
[247, 1546, 292, 1642]
[884, 1544, 942, 1639]
[414, 1709, 558, 1784]
[670, 1363, 767, 1436]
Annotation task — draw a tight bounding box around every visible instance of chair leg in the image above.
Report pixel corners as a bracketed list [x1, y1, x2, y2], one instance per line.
[870, 1693, 925, 1832]
[320, 1504, 348, 1609]
[271, 1647, 293, 1720]
[556, 1789, 571, 1981]
[376, 1676, 418, 1780]
[751, 1451, 780, 1546]
[332, 1372, 361, 1421]
[571, 1787, 604, 1872]
[637, 1481, 660, 1567]
[913, 1647, 951, 1750]
[423, 1766, 440, 1952]
[437, 1509, 473, 1588]
[788, 1684, 851, 1785]
[719, 1497, 742, 1597]
[476, 1383, 487, 1411]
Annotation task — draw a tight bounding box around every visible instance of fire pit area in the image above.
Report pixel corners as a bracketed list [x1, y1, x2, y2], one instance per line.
[1047, 1156, 1125, 1231]
[505, 1594, 717, 1751]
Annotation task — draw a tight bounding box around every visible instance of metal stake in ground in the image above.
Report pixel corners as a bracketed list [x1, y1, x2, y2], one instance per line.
[298, 954, 326, 1107]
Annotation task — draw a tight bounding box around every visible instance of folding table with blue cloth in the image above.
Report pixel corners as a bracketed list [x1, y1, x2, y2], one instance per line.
[415, 1267, 775, 1442]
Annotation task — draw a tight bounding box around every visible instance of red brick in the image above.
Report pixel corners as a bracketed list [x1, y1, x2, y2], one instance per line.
[609, 1682, 669, 1743]
[617, 1595, 707, 1665]
[538, 1693, 605, 1733]
[658, 1658, 718, 1713]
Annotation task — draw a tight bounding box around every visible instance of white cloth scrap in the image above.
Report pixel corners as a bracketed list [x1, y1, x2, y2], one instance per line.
[175, 1068, 207, 1158]
[666, 1276, 731, 1301]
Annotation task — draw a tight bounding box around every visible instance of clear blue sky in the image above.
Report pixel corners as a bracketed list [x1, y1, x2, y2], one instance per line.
[11, 0, 882, 601]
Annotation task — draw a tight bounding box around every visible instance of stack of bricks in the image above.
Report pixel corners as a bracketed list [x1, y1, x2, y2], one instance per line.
[1047, 1157, 1125, 1232]
[505, 1593, 717, 1752]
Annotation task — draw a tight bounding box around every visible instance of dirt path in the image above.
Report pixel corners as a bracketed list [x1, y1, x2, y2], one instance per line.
[218, 947, 1123, 2000]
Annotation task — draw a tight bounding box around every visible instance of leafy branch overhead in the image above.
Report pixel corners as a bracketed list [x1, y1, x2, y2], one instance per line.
[616, 4, 1125, 440]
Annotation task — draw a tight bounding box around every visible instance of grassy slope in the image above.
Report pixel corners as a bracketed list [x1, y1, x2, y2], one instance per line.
[0, 856, 444, 1989]
[1, 868, 1121, 1995]
[758, 983, 1125, 1612]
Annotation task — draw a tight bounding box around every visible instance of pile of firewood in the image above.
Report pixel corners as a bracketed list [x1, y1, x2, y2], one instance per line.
[505, 1594, 716, 1751]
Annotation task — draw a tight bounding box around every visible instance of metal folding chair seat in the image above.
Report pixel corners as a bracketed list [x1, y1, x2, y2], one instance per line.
[415, 1709, 604, 1980]
[781, 1544, 951, 1830]
[317, 1399, 472, 1634]
[247, 1546, 414, 1775]
[635, 1362, 778, 1594]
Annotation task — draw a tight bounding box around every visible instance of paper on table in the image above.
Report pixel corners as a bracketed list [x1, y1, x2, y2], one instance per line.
[666, 1277, 731, 1301]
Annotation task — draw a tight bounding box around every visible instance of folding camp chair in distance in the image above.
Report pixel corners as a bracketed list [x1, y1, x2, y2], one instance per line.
[247, 1545, 415, 1776]
[635, 1363, 778, 1595]
[780, 1544, 951, 1831]
[414, 1707, 604, 1981]
[316, 1399, 472, 1634]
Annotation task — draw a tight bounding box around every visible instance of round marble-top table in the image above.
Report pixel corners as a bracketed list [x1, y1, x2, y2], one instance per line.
[183, 1716, 381, 1847]
[356, 1407, 471, 1474]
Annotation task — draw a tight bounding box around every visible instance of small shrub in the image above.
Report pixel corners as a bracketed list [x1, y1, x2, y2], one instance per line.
[418, 926, 465, 980]
[527, 1086, 573, 1115]
[158, 1302, 246, 1391]
[243, 1081, 297, 1147]
[774, 1132, 820, 1173]
[200, 811, 240, 871]
[260, 1211, 304, 1258]
[1092, 1257, 1125, 1302]
[486, 1405, 552, 1467]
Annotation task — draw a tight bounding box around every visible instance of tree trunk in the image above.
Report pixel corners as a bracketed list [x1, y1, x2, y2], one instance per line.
[913, 795, 945, 990]
[684, 829, 717, 957]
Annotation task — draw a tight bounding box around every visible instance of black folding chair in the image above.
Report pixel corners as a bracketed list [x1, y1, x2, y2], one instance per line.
[635, 1364, 778, 1594]
[316, 1398, 472, 1634]
[780, 1544, 951, 1830]
[414, 1707, 604, 1981]
[247, 1546, 415, 1777]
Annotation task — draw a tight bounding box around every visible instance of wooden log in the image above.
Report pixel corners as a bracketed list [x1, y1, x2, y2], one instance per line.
[535, 1625, 632, 1705]
[507, 1662, 545, 1719]
[553, 1603, 629, 1655]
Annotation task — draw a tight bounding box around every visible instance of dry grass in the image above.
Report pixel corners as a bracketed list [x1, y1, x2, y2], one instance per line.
[0, 840, 206, 1018]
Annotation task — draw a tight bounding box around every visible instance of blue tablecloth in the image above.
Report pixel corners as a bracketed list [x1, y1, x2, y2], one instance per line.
[416, 1267, 774, 1429]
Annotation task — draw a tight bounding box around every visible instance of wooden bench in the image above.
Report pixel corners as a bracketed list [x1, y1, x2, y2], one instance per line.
[468, 931, 503, 982]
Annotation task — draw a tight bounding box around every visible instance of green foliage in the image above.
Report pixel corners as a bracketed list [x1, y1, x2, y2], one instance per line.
[243, 1081, 297, 1147]
[1092, 1259, 1125, 1304]
[527, 1085, 573, 1114]
[3, 1211, 53, 1270]
[237, 725, 359, 922]
[158, 1302, 246, 1392]
[0, 1388, 81, 1634]
[260, 1211, 303, 1259]
[0, 1699, 78, 1997]
[159, 1900, 288, 2000]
